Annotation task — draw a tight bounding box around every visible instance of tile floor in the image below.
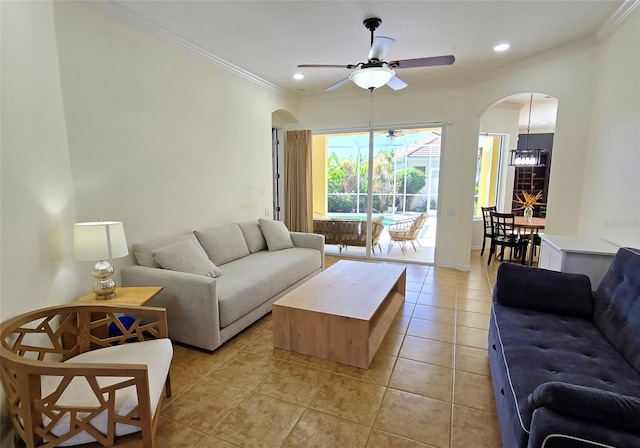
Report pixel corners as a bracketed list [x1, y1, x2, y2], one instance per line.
[155, 251, 503, 448]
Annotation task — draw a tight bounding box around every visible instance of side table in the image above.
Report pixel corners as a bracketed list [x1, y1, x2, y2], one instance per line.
[67, 286, 164, 348]
[74, 286, 164, 306]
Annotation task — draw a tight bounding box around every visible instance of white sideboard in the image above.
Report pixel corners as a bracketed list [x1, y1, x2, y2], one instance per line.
[538, 235, 619, 289]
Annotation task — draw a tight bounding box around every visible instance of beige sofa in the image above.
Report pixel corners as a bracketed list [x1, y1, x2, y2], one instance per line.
[122, 219, 324, 351]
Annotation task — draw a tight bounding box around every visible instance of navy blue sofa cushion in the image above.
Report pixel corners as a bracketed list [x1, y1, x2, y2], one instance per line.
[495, 263, 593, 318]
[489, 248, 640, 448]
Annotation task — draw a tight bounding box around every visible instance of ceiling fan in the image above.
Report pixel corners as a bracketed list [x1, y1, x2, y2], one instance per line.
[298, 17, 455, 92]
[384, 129, 404, 143]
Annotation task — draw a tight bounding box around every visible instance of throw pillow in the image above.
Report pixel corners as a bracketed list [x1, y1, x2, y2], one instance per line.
[237, 221, 268, 253]
[151, 238, 222, 278]
[194, 223, 250, 266]
[258, 218, 294, 251]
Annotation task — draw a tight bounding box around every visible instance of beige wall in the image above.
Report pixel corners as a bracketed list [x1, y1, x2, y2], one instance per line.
[1, 2, 79, 441]
[1, 0, 296, 324]
[580, 7, 640, 248]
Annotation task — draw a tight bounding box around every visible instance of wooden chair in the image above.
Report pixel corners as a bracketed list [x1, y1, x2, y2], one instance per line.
[1, 304, 172, 447]
[387, 213, 428, 254]
[481, 206, 496, 256]
[487, 212, 528, 265]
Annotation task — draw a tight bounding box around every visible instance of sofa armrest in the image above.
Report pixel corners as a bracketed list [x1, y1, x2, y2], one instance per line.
[290, 232, 325, 269]
[529, 381, 640, 434]
[494, 263, 593, 318]
[528, 406, 640, 448]
[121, 265, 221, 350]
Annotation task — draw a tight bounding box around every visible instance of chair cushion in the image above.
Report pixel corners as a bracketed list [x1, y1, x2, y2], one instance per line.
[42, 338, 173, 446]
[151, 238, 222, 278]
[195, 223, 251, 266]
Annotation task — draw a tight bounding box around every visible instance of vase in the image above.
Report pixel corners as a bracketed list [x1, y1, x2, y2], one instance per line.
[524, 206, 533, 222]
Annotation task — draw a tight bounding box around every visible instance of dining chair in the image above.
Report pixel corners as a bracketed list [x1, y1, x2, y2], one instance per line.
[488, 211, 528, 265]
[481, 206, 496, 256]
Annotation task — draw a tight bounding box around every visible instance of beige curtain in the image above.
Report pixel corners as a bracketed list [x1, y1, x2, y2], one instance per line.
[285, 130, 313, 232]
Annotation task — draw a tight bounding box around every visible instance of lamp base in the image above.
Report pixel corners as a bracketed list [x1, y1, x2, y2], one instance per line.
[93, 260, 117, 300]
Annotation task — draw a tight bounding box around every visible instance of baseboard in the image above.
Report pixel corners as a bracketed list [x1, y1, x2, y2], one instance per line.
[436, 262, 471, 272]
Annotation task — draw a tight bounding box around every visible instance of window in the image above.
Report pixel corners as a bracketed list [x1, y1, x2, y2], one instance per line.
[312, 128, 442, 217]
[474, 134, 504, 217]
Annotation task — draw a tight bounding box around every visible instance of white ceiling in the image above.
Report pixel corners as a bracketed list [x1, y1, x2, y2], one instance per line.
[112, 0, 624, 96]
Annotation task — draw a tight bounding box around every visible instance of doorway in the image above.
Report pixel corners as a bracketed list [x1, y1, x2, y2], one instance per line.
[311, 126, 442, 264]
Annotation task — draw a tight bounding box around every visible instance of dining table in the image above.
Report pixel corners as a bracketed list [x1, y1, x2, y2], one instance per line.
[513, 216, 546, 265]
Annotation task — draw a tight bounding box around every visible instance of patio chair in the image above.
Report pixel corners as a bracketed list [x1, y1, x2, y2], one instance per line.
[334, 220, 360, 252]
[1, 304, 172, 447]
[359, 216, 385, 255]
[387, 213, 428, 254]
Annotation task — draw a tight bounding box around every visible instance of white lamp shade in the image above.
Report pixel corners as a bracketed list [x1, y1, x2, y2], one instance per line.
[73, 221, 129, 261]
[349, 66, 395, 90]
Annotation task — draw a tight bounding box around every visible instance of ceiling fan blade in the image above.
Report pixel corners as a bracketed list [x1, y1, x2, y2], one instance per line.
[324, 77, 351, 91]
[368, 36, 395, 61]
[390, 55, 455, 69]
[297, 64, 354, 69]
[386, 76, 408, 90]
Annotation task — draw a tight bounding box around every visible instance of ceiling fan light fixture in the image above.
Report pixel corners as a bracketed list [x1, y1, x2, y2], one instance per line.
[349, 66, 395, 90]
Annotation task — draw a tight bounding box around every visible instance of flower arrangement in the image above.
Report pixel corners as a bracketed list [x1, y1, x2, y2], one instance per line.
[514, 191, 543, 210]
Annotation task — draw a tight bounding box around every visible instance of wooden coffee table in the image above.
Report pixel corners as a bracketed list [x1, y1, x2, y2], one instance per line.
[272, 260, 406, 369]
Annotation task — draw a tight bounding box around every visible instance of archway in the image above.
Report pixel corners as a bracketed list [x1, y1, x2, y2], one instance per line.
[472, 92, 558, 256]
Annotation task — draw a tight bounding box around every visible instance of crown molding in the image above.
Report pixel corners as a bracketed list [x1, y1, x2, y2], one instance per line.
[596, 0, 640, 42]
[97, 1, 285, 94]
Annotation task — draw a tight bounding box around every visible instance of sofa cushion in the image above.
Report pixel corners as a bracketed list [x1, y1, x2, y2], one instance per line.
[151, 238, 222, 278]
[592, 247, 640, 373]
[41, 338, 172, 446]
[490, 303, 640, 443]
[133, 234, 198, 268]
[237, 221, 267, 253]
[216, 248, 321, 327]
[258, 218, 294, 251]
[195, 223, 250, 266]
[495, 263, 593, 319]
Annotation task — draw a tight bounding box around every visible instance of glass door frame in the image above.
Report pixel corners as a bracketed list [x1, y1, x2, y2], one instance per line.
[312, 122, 447, 265]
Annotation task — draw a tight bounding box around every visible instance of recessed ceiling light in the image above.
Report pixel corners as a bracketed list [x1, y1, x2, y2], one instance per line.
[494, 43, 510, 52]
[293, 73, 304, 80]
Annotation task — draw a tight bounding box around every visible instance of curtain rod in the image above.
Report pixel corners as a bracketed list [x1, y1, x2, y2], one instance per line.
[311, 121, 453, 135]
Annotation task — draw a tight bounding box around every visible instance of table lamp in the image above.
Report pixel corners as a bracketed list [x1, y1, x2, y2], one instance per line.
[73, 221, 129, 299]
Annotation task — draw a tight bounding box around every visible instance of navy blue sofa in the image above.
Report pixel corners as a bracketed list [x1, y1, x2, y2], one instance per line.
[489, 247, 640, 448]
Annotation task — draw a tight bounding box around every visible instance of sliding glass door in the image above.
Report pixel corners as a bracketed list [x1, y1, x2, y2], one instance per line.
[312, 127, 442, 264]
